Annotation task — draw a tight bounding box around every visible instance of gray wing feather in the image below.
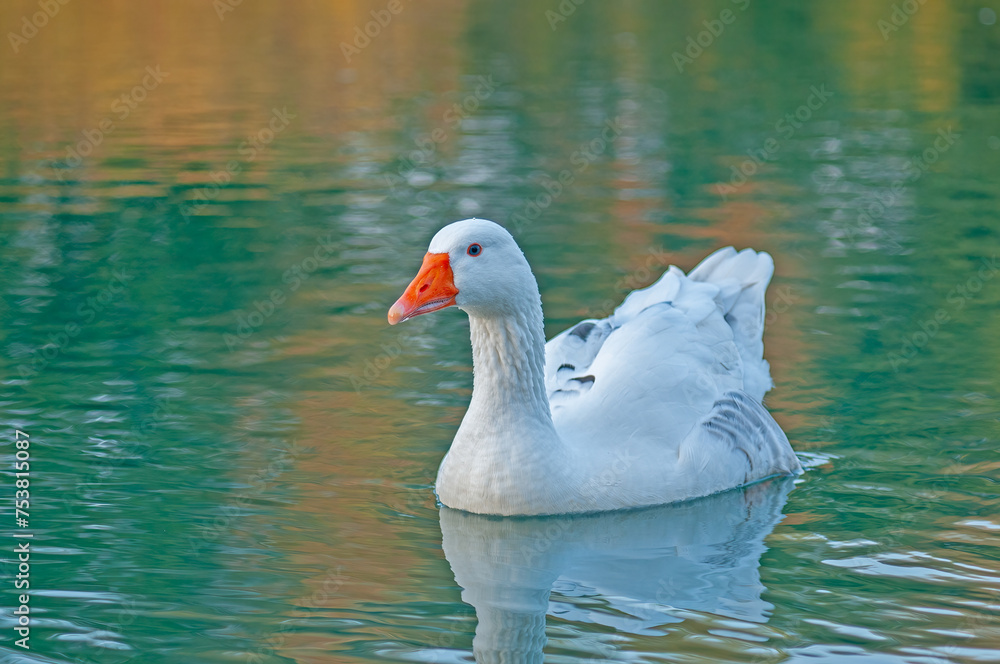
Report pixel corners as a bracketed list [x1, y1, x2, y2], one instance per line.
[689, 391, 802, 483]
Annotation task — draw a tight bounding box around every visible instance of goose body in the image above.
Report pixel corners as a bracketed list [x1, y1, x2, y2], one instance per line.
[388, 219, 801, 516]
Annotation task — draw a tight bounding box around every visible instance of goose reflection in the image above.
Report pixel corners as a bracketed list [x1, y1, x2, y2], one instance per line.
[439, 476, 796, 662]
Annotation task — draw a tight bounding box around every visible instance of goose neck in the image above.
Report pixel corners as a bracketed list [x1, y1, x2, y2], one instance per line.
[466, 304, 551, 424]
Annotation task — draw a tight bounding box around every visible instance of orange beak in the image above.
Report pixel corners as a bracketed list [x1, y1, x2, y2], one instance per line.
[388, 252, 459, 325]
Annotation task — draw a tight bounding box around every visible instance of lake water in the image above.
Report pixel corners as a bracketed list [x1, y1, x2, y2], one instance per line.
[2, 1, 1000, 662]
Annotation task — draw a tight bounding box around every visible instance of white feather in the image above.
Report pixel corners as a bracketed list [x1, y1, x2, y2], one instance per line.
[407, 219, 801, 516]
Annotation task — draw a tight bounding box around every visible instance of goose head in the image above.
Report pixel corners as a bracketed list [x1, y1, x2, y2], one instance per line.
[388, 219, 539, 324]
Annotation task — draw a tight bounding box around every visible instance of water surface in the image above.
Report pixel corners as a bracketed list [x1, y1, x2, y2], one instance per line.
[1, 1, 999, 662]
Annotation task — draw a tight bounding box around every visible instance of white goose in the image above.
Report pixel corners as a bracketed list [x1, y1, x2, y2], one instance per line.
[388, 219, 801, 516]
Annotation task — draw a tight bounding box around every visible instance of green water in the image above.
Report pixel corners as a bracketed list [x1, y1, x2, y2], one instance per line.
[1, 0, 999, 662]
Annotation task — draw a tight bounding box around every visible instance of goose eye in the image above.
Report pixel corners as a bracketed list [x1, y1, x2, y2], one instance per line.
[467, 243, 482, 257]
